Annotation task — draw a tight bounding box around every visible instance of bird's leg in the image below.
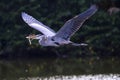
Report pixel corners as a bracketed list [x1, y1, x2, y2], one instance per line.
[71, 42, 88, 46]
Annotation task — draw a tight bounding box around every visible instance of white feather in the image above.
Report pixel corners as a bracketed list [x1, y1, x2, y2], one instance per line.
[21, 12, 56, 37]
[29, 23, 55, 36]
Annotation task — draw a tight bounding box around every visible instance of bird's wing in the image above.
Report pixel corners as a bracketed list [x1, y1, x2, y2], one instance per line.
[53, 5, 98, 40]
[21, 12, 56, 36]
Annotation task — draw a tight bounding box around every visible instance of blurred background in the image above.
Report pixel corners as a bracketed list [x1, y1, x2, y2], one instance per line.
[0, 0, 120, 80]
[0, 0, 120, 58]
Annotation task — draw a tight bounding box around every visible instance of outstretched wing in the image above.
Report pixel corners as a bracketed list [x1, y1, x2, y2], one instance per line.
[21, 12, 56, 36]
[53, 5, 98, 40]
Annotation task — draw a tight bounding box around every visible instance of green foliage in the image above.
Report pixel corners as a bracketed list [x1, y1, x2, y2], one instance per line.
[0, 0, 120, 57]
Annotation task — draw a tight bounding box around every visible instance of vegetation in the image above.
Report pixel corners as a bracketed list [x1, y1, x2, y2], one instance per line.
[0, 0, 120, 58]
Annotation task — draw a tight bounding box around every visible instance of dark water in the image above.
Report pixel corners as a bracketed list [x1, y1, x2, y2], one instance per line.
[0, 57, 120, 80]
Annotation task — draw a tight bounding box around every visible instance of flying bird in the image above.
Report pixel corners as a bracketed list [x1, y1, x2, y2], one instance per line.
[21, 5, 98, 47]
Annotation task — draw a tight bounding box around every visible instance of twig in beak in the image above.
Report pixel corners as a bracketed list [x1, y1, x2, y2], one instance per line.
[26, 36, 32, 45]
[26, 34, 40, 45]
[28, 38, 32, 45]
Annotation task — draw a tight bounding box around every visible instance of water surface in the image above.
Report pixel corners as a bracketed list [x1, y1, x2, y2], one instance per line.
[0, 57, 120, 80]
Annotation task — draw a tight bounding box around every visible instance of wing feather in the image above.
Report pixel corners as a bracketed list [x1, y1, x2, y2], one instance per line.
[53, 5, 98, 40]
[21, 12, 56, 36]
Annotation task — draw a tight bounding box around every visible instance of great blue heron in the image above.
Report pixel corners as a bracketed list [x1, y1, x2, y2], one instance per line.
[21, 5, 98, 47]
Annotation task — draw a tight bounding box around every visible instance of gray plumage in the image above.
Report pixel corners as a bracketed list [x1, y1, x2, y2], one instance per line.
[53, 5, 98, 40]
[22, 5, 98, 47]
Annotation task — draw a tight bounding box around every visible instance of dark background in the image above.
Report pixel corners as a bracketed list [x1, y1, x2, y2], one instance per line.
[0, 0, 120, 58]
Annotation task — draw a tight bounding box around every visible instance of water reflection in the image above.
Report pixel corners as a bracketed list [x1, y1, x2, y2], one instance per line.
[0, 57, 120, 80]
[19, 74, 120, 80]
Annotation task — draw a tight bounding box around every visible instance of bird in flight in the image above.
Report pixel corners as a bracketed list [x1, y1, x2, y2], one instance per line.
[21, 5, 98, 47]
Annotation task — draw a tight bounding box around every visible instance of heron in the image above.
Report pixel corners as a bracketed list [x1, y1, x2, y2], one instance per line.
[21, 5, 98, 47]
